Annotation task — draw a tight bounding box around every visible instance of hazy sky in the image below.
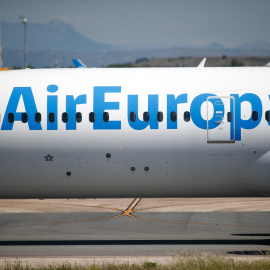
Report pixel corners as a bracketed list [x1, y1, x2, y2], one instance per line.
[1, 0, 269, 48]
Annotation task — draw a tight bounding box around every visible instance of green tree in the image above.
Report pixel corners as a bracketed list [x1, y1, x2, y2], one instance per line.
[106, 62, 135, 68]
[231, 59, 244, 66]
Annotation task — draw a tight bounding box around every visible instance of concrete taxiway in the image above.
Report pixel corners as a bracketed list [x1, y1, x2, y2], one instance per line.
[0, 198, 270, 260]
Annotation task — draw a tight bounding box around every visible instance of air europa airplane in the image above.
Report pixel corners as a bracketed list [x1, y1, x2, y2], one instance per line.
[0, 65, 270, 199]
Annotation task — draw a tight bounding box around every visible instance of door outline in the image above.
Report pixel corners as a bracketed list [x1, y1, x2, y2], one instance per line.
[207, 96, 235, 143]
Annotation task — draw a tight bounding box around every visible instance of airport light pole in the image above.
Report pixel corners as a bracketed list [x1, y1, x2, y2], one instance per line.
[19, 16, 27, 68]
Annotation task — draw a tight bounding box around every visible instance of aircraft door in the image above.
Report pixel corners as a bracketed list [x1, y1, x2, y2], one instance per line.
[207, 96, 235, 143]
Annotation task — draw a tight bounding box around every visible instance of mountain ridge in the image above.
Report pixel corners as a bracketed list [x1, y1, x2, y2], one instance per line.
[2, 19, 112, 52]
[2, 20, 270, 68]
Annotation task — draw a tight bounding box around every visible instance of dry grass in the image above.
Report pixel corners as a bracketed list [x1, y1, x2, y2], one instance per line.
[2, 253, 270, 270]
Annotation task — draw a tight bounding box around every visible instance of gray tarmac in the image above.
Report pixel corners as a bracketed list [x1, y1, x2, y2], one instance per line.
[0, 198, 270, 259]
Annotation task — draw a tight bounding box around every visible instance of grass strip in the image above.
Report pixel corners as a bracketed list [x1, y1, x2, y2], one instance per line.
[2, 253, 270, 270]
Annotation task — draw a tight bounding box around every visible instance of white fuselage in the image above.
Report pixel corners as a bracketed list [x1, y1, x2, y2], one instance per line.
[0, 67, 270, 198]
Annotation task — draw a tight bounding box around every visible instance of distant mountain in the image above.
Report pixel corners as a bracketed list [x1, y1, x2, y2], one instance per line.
[2, 19, 112, 52]
[2, 20, 270, 68]
[206, 42, 226, 50]
[235, 40, 270, 51]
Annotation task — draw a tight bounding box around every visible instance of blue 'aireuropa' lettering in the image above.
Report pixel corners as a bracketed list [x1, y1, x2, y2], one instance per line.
[0, 84, 266, 142]
[231, 93, 262, 141]
[128, 95, 159, 130]
[93, 86, 121, 130]
[66, 94, 87, 130]
[191, 94, 224, 130]
[1, 87, 41, 130]
[167, 94, 187, 129]
[47, 85, 58, 130]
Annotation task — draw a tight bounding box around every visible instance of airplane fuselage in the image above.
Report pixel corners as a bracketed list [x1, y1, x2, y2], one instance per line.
[0, 67, 270, 198]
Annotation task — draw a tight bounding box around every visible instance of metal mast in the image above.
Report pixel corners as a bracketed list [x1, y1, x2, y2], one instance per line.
[19, 16, 27, 68]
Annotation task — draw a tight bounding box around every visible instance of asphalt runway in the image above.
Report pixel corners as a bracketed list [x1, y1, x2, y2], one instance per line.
[0, 198, 270, 258]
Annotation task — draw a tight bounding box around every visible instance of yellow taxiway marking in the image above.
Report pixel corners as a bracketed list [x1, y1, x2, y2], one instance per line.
[129, 214, 270, 229]
[1, 197, 270, 229]
[58, 202, 124, 212]
[0, 214, 123, 228]
[121, 198, 141, 217]
[0, 198, 142, 229]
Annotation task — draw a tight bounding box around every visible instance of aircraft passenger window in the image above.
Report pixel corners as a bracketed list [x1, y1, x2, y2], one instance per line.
[103, 112, 109, 122]
[157, 112, 163, 122]
[170, 111, 177, 122]
[265, 111, 270, 121]
[227, 112, 232, 122]
[62, 112, 68, 123]
[252, 111, 258, 121]
[89, 112, 95, 123]
[184, 111, 190, 122]
[76, 112, 82, 123]
[8, 113, 14, 123]
[35, 113, 41, 123]
[143, 112, 150, 122]
[21, 113, 28, 123]
[130, 112, 136, 122]
[48, 113, 55, 123]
